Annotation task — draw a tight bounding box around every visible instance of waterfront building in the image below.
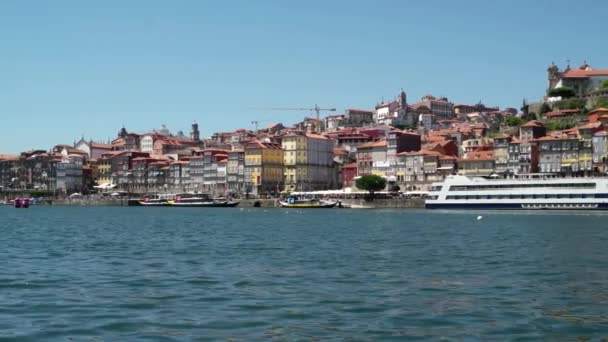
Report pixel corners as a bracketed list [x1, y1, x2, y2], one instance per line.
[282, 133, 335, 191]
[458, 150, 495, 177]
[146, 161, 170, 192]
[386, 130, 422, 181]
[227, 149, 245, 195]
[493, 134, 512, 175]
[201, 149, 229, 195]
[356, 140, 388, 176]
[592, 130, 608, 173]
[188, 155, 204, 192]
[244, 140, 284, 195]
[506, 121, 545, 175]
[14, 151, 61, 191]
[96, 151, 119, 187]
[97, 150, 149, 190]
[341, 162, 357, 188]
[55, 154, 84, 195]
[537, 131, 593, 176]
[462, 137, 494, 155]
[131, 156, 171, 193]
[0, 155, 20, 191]
[167, 160, 190, 193]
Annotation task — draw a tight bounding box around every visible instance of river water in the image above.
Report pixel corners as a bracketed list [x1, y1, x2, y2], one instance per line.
[1, 206, 607, 340]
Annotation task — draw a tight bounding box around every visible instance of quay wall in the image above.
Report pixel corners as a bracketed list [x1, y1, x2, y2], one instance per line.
[41, 198, 426, 209]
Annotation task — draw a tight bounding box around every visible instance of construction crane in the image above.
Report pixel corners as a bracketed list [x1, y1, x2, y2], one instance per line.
[252, 104, 337, 121]
[251, 119, 270, 132]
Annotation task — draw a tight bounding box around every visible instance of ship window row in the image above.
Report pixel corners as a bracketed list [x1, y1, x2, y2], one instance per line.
[448, 183, 596, 191]
[446, 193, 608, 200]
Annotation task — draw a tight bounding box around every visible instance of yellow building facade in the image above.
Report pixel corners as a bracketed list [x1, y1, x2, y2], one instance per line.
[244, 140, 284, 195]
[282, 133, 335, 191]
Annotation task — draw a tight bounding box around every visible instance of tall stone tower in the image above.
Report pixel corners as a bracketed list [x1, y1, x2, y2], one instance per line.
[547, 62, 560, 90]
[398, 89, 407, 109]
[190, 122, 200, 141]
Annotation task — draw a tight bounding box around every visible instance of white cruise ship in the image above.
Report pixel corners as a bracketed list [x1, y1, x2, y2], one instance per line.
[426, 175, 608, 210]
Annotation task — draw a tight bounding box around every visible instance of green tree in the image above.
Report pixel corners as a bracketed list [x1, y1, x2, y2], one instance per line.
[504, 116, 524, 127]
[600, 80, 608, 89]
[539, 103, 552, 115]
[522, 112, 537, 121]
[594, 97, 608, 109]
[548, 86, 576, 98]
[553, 98, 587, 113]
[356, 174, 387, 201]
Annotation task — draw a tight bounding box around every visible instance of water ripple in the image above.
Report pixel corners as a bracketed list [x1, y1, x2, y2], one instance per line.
[1, 207, 608, 340]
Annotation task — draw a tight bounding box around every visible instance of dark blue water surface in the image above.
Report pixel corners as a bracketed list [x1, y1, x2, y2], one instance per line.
[1, 206, 608, 341]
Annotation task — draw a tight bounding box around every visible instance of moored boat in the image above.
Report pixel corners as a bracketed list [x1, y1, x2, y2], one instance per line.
[279, 196, 337, 208]
[137, 194, 171, 206]
[167, 194, 240, 207]
[426, 174, 608, 210]
[14, 197, 30, 208]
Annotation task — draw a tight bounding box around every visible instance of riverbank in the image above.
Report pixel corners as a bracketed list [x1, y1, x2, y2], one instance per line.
[41, 198, 426, 208]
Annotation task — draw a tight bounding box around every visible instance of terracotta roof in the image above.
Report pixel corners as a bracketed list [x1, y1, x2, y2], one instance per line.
[397, 149, 443, 157]
[305, 133, 329, 140]
[461, 150, 494, 161]
[562, 69, 608, 78]
[521, 120, 544, 128]
[589, 107, 608, 115]
[0, 154, 19, 161]
[333, 148, 348, 155]
[245, 139, 283, 150]
[203, 148, 230, 153]
[101, 151, 127, 157]
[90, 143, 112, 149]
[346, 108, 374, 113]
[357, 140, 387, 149]
[578, 122, 602, 130]
[343, 162, 357, 168]
[544, 109, 580, 117]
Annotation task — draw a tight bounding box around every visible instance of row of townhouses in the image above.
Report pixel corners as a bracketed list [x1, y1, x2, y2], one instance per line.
[2, 62, 608, 196]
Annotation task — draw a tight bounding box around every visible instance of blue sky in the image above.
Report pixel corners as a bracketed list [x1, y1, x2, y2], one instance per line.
[1, 0, 606, 153]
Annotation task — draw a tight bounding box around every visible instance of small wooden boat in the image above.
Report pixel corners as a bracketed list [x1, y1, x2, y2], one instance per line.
[278, 197, 337, 208]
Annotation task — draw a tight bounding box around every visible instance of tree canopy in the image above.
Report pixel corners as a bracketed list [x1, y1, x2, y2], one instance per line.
[539, 103, 552, 114]
[600, 80, 608, 90]
[356, 174, 387, 200]
[504, 116, 524, 127]
[548, 86, 576, 99]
